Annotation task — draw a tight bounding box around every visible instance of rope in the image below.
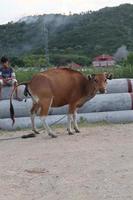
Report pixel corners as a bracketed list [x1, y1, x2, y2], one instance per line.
[22, 98, 67, 132]
[38, 115, 66, 132]
[49, 115, 66, 126]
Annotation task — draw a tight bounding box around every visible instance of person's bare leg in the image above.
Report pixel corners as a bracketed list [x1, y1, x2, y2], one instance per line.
[0, 82, 3, 100]
[0, 86, 2, 99]
[13, 81, 22, 101]
[14, 81, 18, 98]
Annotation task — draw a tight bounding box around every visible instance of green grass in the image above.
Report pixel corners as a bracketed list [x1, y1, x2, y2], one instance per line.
[15, 64, 133, 83]
[79, 64, 133, 78]
[16, 69, 39, 83]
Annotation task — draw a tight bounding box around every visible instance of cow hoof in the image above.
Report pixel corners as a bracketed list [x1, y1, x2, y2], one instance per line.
[49, 133, 57, 138]
[75, 129, 80, 133]
[21, 133, 36, 139]
[33, 130, 40, 134]
[68, 132, 74, 135]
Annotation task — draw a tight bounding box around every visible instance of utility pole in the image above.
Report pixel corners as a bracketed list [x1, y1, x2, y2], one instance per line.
[43, 22, 49, 65]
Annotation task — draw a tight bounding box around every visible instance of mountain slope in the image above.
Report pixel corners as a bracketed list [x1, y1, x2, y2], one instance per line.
[0, 3, 133, 57]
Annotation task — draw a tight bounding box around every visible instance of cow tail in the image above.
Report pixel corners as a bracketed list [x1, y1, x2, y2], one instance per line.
[10, 82, 31, 126]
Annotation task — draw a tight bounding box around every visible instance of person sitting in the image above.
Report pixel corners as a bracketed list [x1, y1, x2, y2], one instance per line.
[0, 56, 21, 101]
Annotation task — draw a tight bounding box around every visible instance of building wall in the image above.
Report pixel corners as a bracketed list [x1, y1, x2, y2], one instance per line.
[92, 60, 115, 67]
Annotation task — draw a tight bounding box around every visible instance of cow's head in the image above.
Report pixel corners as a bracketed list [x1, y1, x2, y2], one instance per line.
[88, 73, 112, 94]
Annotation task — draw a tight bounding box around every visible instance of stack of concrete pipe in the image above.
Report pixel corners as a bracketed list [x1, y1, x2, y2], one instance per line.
[1, 78, 133, 130]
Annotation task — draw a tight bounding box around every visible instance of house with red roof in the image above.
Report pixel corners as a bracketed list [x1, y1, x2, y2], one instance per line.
[92, 54, 115, 67]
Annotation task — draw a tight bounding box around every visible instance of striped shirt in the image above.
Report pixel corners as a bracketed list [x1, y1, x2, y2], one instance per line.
[0, 67, 15, 79]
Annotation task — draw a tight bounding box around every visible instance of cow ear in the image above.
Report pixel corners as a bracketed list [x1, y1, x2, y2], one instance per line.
[88, 75, 92, 80]
[106, 73, 113, 80]
[92, 74, 96, 79]
[88, 74, 95, 80]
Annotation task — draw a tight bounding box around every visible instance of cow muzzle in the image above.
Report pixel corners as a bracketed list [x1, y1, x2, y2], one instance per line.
[99, 88, 106, 94]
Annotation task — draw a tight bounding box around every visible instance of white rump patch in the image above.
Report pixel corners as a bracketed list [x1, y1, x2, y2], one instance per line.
[28, 88, 39, 103]
[32, 95, 39, 103]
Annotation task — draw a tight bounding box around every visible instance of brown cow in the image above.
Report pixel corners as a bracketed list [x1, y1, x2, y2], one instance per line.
[10, 68, 112, 138]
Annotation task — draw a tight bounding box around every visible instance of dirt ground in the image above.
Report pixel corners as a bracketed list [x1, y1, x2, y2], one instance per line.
[0, 123, 133, 200]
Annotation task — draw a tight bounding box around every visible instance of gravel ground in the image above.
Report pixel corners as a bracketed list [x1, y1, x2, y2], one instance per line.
[0, 123, 133, 200]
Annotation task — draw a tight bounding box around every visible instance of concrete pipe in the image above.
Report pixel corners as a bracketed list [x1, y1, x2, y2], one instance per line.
[50, 93, 133, 115]
[0, 93, 133, 119]
[107, 79, 133, 93]
[2, 85, 26, 100]
[1, 110, 133, 130]
[1, 79, 133, 100]
[16, 79, 133, 94]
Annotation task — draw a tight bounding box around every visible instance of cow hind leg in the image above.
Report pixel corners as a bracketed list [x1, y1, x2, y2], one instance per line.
[21, 103, 40, 139]
[31, 103, 40, 135]
[67, 114, 74, 135]
[39, 98, 57, 138]
[67, 104, 77, 135]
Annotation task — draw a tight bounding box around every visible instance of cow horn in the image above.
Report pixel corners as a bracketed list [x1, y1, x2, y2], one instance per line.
[106, 73, 113, 80]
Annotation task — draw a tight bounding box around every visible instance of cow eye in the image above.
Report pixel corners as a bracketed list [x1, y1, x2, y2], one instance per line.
[94, 79, 98, 83]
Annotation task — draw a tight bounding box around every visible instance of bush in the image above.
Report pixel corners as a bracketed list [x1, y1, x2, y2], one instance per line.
[50, 54, 91, 66]
[22, 54, 47, 68]
[10, 57, 25, 68]
[16, 69, 38, 82]
[10, 54, 48, 68]
[125, 52, 133, 66]
[79, 65, 133, 78]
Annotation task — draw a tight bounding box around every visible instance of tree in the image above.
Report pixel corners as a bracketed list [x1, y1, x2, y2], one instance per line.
[126, 52, 133, 66]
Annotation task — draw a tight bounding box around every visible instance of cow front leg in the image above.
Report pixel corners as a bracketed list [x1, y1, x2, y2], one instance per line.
[73, 111, 80, 133]
[67, 114, 74, 135]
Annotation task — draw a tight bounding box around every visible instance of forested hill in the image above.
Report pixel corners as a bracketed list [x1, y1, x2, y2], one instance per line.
[0, 3, 133, 57]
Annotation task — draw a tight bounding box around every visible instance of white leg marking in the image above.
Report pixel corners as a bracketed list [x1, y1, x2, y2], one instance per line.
[73, 111, 80, 132]
[67, 114, 73, 134]
[40, 116, 56, 137]
[28, 88, 39, 103]
[31, 113, 37, 131]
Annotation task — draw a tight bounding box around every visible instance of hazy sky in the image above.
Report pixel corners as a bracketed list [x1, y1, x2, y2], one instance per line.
[1, 0, 133, 24]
